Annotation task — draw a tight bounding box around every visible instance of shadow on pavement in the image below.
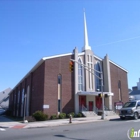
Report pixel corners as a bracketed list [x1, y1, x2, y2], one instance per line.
[0, 115, 14, 122]
[0, 126, 9, 128]
[54, 135, 89, 140]
[109, 118, 134, 121]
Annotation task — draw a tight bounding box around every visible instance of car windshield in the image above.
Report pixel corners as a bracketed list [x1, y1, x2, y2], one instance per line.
[123, 102, 136, 108]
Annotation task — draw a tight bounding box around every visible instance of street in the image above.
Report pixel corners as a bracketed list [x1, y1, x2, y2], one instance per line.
[0, 118, 140, 140]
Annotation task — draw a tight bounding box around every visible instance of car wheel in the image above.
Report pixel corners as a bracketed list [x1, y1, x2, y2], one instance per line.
[134, 112, 138, 120]
[120, 116, 125, 120]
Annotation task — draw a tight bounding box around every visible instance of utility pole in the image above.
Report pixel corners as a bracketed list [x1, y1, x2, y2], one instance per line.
[101, 78, 105, 120]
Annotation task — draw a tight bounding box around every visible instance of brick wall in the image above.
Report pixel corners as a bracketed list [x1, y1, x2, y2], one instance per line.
[30, 62, 45, 114]
[9, 62, 45, 117]
[110, 62, 129, 107]
[9, 54, 75, 118]
[44, 55, 74, 117]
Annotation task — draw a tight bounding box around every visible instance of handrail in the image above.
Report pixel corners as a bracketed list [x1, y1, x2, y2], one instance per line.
[81, 105, 88, 111]
[96, 105, 112, 111]
[81, 104, 115, 113]
[95, 107, 98, 113]
[82, 105, 98, 113]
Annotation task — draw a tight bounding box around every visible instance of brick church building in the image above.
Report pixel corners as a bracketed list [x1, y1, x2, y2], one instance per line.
[9, 12, 129, 118]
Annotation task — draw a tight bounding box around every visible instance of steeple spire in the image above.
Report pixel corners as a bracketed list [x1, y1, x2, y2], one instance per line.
[82, 10, 91, 51]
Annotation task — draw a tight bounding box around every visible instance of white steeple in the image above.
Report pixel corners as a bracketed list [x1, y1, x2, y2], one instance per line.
[82, 10, 91, 51]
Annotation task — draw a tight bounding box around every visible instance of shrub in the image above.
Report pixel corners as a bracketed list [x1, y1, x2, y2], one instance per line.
[32, 111, 48, 121]
[67, 112, 75, 118]
[59, 113, 66, 119]
[50, 114, 57, 120]
[76, 112, 83, 117]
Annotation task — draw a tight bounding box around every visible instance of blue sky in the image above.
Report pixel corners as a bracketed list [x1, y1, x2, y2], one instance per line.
[0, 0, 140, 91]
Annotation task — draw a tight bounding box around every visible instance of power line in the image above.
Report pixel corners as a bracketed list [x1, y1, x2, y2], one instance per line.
[94, 36, 140, 47]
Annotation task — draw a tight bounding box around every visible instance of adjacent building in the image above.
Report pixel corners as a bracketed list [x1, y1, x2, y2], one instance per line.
[129, 78, 140, 100]
[0, 88, 11, 109]
[9, 12, 129, 118]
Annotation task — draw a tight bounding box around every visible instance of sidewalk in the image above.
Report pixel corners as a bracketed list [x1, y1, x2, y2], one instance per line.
[0, 115, 120, 129]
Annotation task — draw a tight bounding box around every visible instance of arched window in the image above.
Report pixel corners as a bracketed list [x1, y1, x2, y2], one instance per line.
[94, 62, 102, 91]
[16, 91, 20, 116]
[13, 93, 16, 116]
[78, 58, 84, 91]
[58, 74, 62, 84]
[58, 74, 62, 112]
[21, 89, 24, 117]
[26, 86, 30, 116]
[118, 80, 122, 101]
[17, 91, 20, 104]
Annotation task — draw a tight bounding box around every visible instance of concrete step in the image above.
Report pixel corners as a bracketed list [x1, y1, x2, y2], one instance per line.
[82, 111, 98, 117]
[104, 110, 117, 116]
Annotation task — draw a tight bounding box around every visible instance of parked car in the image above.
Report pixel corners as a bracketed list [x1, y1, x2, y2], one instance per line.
[0, 108, 5, 115]
[119, 100, 140, 120]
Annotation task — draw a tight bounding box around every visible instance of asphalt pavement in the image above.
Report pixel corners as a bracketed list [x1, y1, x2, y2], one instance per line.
[0, 114, 120, 129]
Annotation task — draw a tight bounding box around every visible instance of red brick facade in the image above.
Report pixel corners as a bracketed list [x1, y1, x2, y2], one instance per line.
[30, 62, 45, 114]
[110, 62, 129, 107]
[9, 54, 75, 118]
[9, 53, 128, 118]
[43, 55, 75, 116]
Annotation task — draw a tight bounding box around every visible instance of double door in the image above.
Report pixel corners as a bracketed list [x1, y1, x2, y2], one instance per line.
[96, 96, 102, 109]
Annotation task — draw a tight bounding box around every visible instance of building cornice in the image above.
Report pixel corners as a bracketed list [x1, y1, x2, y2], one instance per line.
[9, 53, 73, 94]
[43, 53, 72, 60]
[78, 52, 85, 56]
[94, 54, 102, 61]
[9, 51, 128, 94]
[109, 60, 128, 73]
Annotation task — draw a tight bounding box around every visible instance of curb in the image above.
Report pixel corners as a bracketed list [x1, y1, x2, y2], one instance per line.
[0, 116, 120, 129]
[23, 117, 117, 129]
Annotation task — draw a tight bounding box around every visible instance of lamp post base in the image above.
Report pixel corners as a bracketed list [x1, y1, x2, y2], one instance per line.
[23, 120, 28, 123]
[101, 113, 105, 120]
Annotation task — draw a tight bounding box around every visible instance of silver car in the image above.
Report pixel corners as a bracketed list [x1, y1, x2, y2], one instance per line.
[119, 100, 140, 120]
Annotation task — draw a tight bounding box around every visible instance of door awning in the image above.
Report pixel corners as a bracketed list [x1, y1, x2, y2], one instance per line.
[77, 91, 114, 96]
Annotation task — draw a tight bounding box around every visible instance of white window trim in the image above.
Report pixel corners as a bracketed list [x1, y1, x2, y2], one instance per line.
[78, 57, 84, 91]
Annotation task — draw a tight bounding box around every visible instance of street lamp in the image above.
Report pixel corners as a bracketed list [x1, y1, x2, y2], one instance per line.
[101, 78, 105, 120]
[97, 82, 105, 120]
